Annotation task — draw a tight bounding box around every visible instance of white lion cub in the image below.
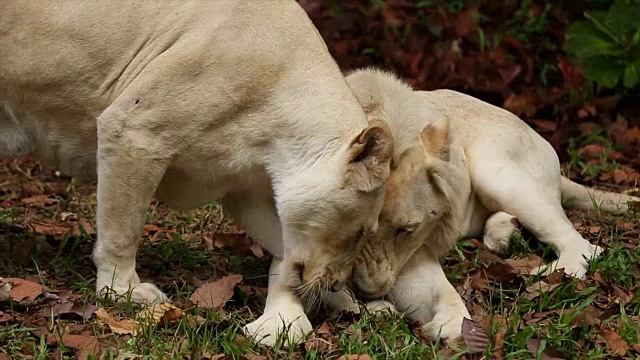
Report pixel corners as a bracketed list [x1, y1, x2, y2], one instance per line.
[339, 68, 639, 341]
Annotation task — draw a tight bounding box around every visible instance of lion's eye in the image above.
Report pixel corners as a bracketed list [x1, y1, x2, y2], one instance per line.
[430, 210, 437, 216]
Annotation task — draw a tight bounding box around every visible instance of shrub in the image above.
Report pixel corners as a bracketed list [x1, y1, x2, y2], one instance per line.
[563, 0, 640, 90]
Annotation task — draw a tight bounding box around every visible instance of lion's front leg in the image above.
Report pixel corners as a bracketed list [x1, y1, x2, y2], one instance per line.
[221, 193, 312, 347]
[391, 247, 470, 344]
[243, 257, 312, 347]
[92, 107, 172, 304]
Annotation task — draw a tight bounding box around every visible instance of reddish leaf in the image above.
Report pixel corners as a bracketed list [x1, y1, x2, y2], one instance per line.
[41, 301, 97, 321]
[454, 6, 478, 37]
[0, 278, 51, 302]
[526, 338, 565, 359]
[461, 317, 490, 353]
[337, 355, 372, 360]
[506, 254, 543, 275]
[623, 127, 640, 145]
[20, 194, 58, 207]
[503, 93, 538, 117]
[600, 326, 629, 356]
[32, 331, 101, 360]
[190, 274, 243, 309]
[529, 119, 557, 133]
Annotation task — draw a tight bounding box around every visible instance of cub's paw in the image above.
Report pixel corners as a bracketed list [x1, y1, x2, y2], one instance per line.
[97, 282, 169, 304]
[322, 289, 360, 320]
[243, 310, 312, 348]
[483, 212, 519, 254]
[531, 244, 603, 280]
[364, 300, 397, 316]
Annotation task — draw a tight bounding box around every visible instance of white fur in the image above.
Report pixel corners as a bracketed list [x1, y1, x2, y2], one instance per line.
[1, 2, 394, 347]
[341, 68, 639, 342]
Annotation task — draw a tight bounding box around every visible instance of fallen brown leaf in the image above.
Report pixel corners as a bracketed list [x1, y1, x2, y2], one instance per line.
[506, 254, 543, 275]
[503, 93, 538, 117]
[523, 281, 561, 300]
[20, 194, 58, 207]
[526, 338, 565, 359]
[600, 326, 630, 356]
[190, 274, 243, 309]
[136, 302, 183, 327]
[32, 330, 101, 360]
[95, 308, 137, 335]
[461, 317, 490, 353]
[337, 355, 372, 360]
[0, 353, 10, 360]
[41, 301, 98, 321]
[0, 277, 51, 302]
[529, 119, 557, 133]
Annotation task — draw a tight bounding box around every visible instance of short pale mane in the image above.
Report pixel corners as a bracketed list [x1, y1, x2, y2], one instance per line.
[423, 162, 464, 257]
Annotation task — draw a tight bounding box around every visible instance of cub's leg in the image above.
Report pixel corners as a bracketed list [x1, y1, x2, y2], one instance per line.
[470, 159, 602, 279]
[483, 211, 519, 254]
[221, 193, 312, 347]
[92, 106, 173, 304]
[391, 247, 470, 344]
[322, 288, 360, 319]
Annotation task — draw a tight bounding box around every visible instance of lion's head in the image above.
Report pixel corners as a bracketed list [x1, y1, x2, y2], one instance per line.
[351, 118, 463, 299]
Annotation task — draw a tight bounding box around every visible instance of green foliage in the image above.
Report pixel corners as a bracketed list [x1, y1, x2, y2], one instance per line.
[564, 0, 640, 90]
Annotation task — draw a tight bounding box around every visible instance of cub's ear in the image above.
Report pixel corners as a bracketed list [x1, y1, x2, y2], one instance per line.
[419, 117, 450, 161]
[344, 119, 394, 192]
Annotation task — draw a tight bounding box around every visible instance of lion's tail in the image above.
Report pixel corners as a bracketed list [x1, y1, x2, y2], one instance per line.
[561, 176, 640, 213]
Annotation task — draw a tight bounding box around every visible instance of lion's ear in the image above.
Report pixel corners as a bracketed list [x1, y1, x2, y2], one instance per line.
[419, 117, 450, 161]
[344, 119, 394, 192]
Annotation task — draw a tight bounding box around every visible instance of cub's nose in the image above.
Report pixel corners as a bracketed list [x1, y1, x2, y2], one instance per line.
[293, 262, 305, 283]
[330, 279, 345, 292]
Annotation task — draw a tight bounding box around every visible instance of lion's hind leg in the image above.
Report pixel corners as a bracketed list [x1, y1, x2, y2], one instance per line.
[470, 159, 602, 279]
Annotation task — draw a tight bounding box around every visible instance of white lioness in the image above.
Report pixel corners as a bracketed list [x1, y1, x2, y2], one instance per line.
[0, 2, 395, 346]
[331, 68, 639, 341]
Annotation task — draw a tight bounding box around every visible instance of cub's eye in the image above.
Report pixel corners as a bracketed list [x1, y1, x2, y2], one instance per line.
[430, 210, 437, 216]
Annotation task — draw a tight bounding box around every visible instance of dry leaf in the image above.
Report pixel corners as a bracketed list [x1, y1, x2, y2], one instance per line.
[0, 277, 51, 302]
[526, 338, 565, 359]
[600, 326, 630, 356]
[623, 126, 640, 145]
[41, 301, 97, 321]
[530, 119, 557, 133]
[96, 308, 137, 335]
[506, 254, 543, 275]
[20, 194, 58, 207]
[136, 302, 183, 327]
[0, 353, 10, 360]
[0, 311, 12, 323]
[524, 281, 561, 300]
[462, 317, 490, 353]
[337, 355, 372, 360]
[503, 93, 538, 117]
[32, 330, 101, 360]
[190, 274, 243, 309]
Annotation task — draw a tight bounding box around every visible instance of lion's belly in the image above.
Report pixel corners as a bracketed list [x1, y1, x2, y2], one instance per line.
[155, 158, 269, 211]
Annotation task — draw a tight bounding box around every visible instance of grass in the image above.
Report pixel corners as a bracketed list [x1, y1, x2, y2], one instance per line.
[1, 158, 640, 359]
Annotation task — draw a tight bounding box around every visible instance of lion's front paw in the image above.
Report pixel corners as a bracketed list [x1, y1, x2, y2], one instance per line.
[243, 309, 312, 347]
[97, 282, 169, 304]
[532, 243, 603, 280]
[423, 310, 467, 346]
